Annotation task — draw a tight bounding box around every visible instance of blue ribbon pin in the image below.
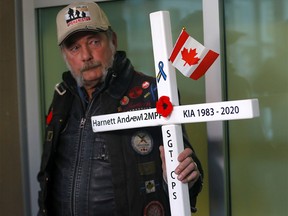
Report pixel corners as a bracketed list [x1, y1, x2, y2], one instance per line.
[156, 61, 167, 82]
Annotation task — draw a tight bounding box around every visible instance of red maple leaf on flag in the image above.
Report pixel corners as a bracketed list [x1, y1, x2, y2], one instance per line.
[181, 47, 200, 66]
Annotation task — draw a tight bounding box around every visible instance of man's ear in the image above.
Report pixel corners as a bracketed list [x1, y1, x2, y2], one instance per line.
[112, 31, 118, 49]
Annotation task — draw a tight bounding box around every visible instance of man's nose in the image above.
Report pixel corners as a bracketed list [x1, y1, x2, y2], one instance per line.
[81, 45, 93, 61]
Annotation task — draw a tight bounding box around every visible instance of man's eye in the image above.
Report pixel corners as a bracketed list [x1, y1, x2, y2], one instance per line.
[70, 46, 79, 52]
[90, 40, 100, 46]
[67, 45, 80, 54]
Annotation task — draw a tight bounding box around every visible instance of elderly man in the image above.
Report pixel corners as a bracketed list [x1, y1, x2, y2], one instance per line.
[37, 1, 203, 216]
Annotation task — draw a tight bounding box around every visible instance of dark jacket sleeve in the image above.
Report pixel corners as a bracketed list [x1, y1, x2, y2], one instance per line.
[37, 83, 74, 216]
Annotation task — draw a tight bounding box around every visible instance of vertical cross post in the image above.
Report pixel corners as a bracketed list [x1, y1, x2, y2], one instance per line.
[150, 11, 191, 216]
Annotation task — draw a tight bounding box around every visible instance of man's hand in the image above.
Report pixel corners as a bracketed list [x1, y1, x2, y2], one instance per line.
[159, 146, 200, 188]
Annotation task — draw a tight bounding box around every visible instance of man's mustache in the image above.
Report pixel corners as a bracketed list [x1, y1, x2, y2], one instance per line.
[80, 62, 101, 73]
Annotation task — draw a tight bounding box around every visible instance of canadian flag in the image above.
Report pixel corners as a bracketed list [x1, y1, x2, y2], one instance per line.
[169, 29, 219, 80]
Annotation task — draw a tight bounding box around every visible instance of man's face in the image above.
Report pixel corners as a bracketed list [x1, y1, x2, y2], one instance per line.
[62, 31, 116, 89]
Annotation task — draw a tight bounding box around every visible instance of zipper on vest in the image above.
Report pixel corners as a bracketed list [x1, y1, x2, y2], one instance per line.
[71, 93, 99, 215]
[71, 117, 87, 215]
[80, 118, 86, 128]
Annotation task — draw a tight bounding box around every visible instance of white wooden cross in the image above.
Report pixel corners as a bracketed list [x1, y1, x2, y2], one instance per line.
[91, 11, 259, 216]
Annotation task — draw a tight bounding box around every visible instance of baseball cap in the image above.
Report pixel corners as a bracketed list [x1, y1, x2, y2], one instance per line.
[56, 1, 111, 45]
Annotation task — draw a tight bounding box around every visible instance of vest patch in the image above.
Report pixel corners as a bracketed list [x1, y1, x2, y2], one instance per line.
[131, 130, 153, 155]
[144, 201, 165, 216]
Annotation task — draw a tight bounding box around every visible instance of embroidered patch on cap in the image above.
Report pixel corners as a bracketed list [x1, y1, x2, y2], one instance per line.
[64, 5, 91, 27]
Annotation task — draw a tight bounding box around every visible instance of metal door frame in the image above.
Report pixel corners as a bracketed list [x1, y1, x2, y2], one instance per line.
[203, 0, 229, 215]
[18, 0, 228, 215]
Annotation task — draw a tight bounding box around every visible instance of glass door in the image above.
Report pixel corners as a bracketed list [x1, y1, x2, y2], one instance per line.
[224, 0, 288, 215]
[34, 0, 288, 215]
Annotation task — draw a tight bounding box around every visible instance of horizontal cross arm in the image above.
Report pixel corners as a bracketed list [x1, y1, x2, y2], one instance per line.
[91, 99, 259, 133]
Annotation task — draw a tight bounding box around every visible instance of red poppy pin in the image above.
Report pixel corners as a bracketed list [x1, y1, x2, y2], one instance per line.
[156, 96, 173, 117]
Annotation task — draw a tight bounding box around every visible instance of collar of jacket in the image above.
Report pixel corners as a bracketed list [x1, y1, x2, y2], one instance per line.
[62, 51, 134, 100]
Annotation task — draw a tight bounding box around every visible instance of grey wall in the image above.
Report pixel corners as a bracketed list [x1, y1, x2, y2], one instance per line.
[0, 0, 25, 215]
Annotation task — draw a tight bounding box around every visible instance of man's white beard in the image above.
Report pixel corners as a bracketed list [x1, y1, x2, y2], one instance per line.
[71, 65, 109, 87]
[66, 56, 113, 87]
